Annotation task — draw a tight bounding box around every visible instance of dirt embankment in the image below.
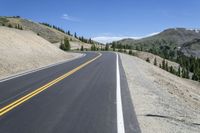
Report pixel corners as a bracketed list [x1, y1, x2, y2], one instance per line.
[120, 53, 200, 133]
[0, 27, 81, 79]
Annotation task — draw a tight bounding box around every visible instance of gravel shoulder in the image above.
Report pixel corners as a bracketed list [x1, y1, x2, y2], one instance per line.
[120, 53, 200, 133]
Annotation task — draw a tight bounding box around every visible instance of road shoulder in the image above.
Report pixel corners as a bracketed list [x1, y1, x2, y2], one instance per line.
[119, 53, 200, 133]
[118, 53, 141, 133]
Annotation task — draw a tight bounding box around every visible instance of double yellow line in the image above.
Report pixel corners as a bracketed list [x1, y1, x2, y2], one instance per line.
[0, 53, 101, 117]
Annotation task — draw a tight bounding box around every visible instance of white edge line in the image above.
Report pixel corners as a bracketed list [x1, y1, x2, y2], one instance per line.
[116, 53, 125, 133]
[0, 53, 86, 83]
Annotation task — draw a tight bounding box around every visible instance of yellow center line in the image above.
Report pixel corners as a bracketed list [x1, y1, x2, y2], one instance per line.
[0, 53, 102, 116]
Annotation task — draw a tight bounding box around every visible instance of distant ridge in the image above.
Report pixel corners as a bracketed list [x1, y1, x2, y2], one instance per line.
[114, 28, 200, 57]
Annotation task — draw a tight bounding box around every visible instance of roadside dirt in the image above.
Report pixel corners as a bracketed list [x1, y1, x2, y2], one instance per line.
[120, 53, 200, 133]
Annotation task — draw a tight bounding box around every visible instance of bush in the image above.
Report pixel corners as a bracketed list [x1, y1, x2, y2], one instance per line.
[8, 24, 13, 28]
[146, 58, 150, 63]
[128, 50, 133, 55]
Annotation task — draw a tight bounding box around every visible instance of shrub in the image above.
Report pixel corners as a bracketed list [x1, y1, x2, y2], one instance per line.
[146, 58, 150, 63]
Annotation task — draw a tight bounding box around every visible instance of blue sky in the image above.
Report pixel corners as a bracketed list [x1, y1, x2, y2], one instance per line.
[1, 0, 200, 43]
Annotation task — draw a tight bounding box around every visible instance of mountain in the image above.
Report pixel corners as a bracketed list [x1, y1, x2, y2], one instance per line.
[0, 16, 94, 49]
[115, 28, 200, 57]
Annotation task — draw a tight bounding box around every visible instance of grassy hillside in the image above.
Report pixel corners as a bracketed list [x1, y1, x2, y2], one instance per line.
[0, 16, 101, 49]
[0, 16, 77, 43]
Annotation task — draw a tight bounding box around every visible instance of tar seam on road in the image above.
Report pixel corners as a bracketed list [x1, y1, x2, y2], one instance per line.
[0, 53, 101, 117]
[116, 53, 125, 133]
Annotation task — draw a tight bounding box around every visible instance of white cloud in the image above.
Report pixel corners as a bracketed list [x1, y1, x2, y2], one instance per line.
[92, 32, 160, 44]
[61, 14, 79, 21]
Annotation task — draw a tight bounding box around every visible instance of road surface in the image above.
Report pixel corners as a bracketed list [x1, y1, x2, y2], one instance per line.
[0, 52, 140, 133]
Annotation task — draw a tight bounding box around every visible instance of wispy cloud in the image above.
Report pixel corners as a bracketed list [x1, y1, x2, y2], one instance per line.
[92, 32, 160, 44]
[61, 14, 79, 22]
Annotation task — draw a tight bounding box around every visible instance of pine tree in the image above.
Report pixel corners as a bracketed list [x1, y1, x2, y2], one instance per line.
[178, 66, 181, 77]
[170, 66, 173, 73]
[105, 44, 109, 51]
[154, 58, 157, 66]
[162, 59, 165, 70]
[128, 50, 133, 55]
[91, 44, 96, 51]
[192, 73, 198, 81]
[182, 68, 186, 78]
[81, 45, 84, 51]
[165, 61, 168, 71]
[60, 38, 70, 51]
[101, 46, 103, 51]
[186, 68, 189, 79]
[112, 43, 116, 51]
[67, 31, 71, 36]
[74, 32, 77, 38]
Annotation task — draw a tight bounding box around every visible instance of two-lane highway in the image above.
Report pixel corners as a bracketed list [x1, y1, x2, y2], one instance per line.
[0, 52, 140, 133]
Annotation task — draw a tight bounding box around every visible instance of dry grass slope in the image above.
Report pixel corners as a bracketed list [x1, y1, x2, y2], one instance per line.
[0, 27, 80, 79]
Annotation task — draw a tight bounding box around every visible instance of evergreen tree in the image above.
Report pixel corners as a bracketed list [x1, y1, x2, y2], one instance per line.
[101, 46, 103, 51]
[186, 68, 189, 79]
[165, 61, 168, 71]
[182, 68, 186, 78]
[128, 50, 133, 55]
[162, 59, 166, 70]
[91, 44, 96, 51]
[192, 73, 198, 81]
[74, 32, 77, 38]
[60, 38, 70, 51]
[169, 66, 174, 73]
[159, 64, 162, 68]
[105, 44, 109, 51]
[178, 66, 181, 77]
[112, 42, 116, 51]
[67, 31, 71, 36]
[154, 58, 157, 66]
[81, 45, 84, 51]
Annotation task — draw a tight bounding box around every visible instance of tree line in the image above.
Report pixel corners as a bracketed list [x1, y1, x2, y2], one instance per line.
[109, 41, 200, 82]
[40, 22, 95, 44]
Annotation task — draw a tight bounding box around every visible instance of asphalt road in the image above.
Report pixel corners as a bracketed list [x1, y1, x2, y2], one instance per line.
[0, 52, 140, 133]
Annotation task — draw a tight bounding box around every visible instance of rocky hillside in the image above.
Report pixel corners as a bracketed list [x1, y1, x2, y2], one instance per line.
[0, 16, 93, 49]
[181, 39, 200, 57]
[115, 28, 200, 57]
